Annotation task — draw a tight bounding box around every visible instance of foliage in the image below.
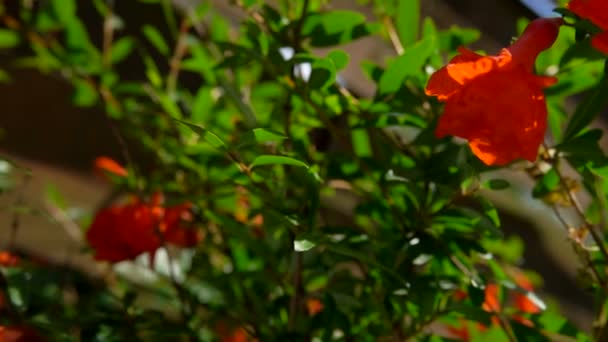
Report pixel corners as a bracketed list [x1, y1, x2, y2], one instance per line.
[0, 0, 606, 341]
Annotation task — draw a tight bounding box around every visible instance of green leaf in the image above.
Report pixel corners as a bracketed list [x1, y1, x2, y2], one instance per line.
[437, 27, 480, 52]
[563, 62, 608, 141]
[110, 37, 135, 64]
[294, 239, 316, 252]
[532, 168, 560, 198]
[252, 128, 286, 143]
[483, 179, 510, 190]
[560, 39, 606, 68]
[51, 0, 76, 24]
[175, 119, 227, 150]
[0, 30, 19, 48]
[467, 283, 486, 306]
[477, 196, 500, 228]
[377, 36, 435, 96]
[327, 50, 349, 70]
[0, 69, 10, 83]
[302, 10, 378, 47]
[352, 129, 372, 157]
[72, 79, 98, 107]
[236, 128, 286, 149]
[558, 129, 604, 160]
[309, 57, 336, 90]
[142, 25, 169, 56]
[558, 129, 607, 168]
[395, 0, 420, 47]
[511, 321, 551, 342]
[250, 155, 308, 168]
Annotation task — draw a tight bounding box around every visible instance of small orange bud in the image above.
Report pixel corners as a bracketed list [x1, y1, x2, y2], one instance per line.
[94, 156, 128, 178]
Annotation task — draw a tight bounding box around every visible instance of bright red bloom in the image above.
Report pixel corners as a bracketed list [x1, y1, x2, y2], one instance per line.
[568, 0, 608, 54]
[426, 18, 562, 165]
[86, 203, 162, 262]
[87, 196, 201, 263]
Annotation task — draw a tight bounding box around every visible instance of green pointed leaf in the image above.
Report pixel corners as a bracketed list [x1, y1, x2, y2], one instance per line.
[251, 155, 308, 168]
[302, 10, 378, 47]
[563, 62, 608, 141]
[395, 0, 419, 47]
[236, 128, 286, 149]
[327, 50, 349, 70]
[483, 179, 510, 190]
[309, 57, 336, 90]
[175, 119, 227, 150]
[142, 24, 169, 56]
[377, 36, 435, 96]
[294, 239, 316, 252]
[51, 0, 76, 24]
[110, 37, 135, 64]
[252, 128, 286, 143]
[0, 30, 19, 48]
[532, 168, 560, 198]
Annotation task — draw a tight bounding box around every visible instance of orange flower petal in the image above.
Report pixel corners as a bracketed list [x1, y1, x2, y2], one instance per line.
[427, 18, 561, 165]
[436, 67, 548, 165]
[425, 48, 504, 101]
[514, 293, 541, 314]
[94, 156, 128, 178]
[482, 283, 501, 312]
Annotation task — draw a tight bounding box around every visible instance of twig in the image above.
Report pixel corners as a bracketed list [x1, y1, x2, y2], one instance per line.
[9, 173, 31, 251]
[45, 202, 83, 243]
[552, 158, 608, 264]
[292, 0, 310, 51]
[102, 1, 115, 68]
[383, 16, 404, 55]
[167, 19, 190, 96]
[549, 205, 608, 290]
[287, 247, 302, 331]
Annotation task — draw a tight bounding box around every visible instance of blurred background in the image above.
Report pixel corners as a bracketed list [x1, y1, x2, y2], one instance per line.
[0, 0, 598, 330]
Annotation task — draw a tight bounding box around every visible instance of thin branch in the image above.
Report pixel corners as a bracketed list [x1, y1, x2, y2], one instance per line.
[9, 173, 31, 251]
[552, 159, 608, 264]
[102, 2, 115, 68]
[287, 248, 302, 331]
[383, 16, 404, 55]
[292, 0, 310, 51]
[167, 19, 190, 96]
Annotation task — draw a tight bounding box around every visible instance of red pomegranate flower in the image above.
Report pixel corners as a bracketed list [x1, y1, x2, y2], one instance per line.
[87, 195, 202, 263]
[567, 0, 608, 54]
[426, 18, 562, 165]
[86, 202, 162, 262]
